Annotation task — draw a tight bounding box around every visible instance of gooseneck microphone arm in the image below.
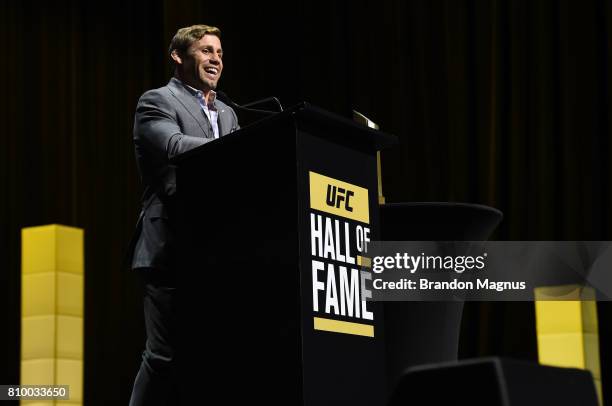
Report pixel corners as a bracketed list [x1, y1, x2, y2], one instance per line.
[243, 96, 284, 112]
[216, 91, 283, 115]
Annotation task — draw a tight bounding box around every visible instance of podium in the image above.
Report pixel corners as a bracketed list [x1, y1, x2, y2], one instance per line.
[171, 103, 397, 405]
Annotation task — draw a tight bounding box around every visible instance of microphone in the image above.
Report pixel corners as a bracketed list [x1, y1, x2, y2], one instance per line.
[216, 91, 283, 115]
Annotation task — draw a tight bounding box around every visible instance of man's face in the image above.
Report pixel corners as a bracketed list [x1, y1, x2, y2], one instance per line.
[177, 34, 223, 91]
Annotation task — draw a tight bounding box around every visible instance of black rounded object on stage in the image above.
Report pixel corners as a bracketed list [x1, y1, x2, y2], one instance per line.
[387, 357, 598, 406]
[379, 202, 503, 241]
[379, 202, 503, 391]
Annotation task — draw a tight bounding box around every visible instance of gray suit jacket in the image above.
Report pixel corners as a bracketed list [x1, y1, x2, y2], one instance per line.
[127, 77, 239, 271]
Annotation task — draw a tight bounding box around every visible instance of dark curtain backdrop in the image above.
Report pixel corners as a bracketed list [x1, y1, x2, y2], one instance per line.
[1, 0, 610, 404]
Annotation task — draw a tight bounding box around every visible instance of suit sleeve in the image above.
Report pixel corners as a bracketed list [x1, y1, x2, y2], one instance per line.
[134, 90, 210, 160]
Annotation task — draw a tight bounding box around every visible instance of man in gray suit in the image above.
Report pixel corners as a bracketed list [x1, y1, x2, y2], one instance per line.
[128, 24, 239, 405]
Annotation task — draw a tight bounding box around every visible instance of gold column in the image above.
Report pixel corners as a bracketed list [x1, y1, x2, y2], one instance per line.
[21, 225, 84, 405]
[535, 285, 601, 404]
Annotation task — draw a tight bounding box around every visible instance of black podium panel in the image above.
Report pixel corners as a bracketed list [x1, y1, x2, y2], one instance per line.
[175, 116, 302, 403]
[296, 129, 386, 406]
[172, 103, 395, 405]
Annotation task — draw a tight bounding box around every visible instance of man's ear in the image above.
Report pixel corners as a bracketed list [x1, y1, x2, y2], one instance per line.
[170, 49, 182, 65]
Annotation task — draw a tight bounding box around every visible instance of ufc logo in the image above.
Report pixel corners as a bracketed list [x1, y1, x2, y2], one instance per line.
[326, 185, 354, 212]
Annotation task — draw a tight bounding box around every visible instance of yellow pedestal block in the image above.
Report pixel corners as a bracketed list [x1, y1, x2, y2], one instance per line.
[535, 285, 602, 405]
[21, 225, 84, 405]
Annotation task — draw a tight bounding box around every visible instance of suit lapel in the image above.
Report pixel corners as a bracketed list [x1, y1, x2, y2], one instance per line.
[167, 78, 213, 138]
[217, 113, 224, 136]
[217, 106, 227, 136]
[216, 103, 236, 137]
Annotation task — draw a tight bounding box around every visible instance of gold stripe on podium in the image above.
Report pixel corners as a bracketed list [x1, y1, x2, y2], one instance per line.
[21, 225, 84, 405]
[376, 151, 385, 205]
[351, 110, 385, 205]
[313, 317, 374, 338]
[535, 285, 602, 405]
[357, 256, 371, 268]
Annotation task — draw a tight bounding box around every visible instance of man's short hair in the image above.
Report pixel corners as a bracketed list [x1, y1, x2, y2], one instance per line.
[168, 24, 221, 56]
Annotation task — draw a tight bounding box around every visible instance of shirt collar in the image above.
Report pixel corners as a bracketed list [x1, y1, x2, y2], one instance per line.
[175, 78, 217, 109]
